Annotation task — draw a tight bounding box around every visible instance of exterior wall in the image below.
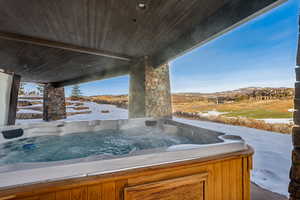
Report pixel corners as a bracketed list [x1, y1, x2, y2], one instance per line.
[43, 84, 66, 121]
[0, 72, 13, 126]
[290, 16, 300, 200]
[129, 59, 172, 118]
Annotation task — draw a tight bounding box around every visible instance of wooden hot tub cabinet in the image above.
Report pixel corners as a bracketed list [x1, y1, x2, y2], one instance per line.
[0, 146, 253, 200]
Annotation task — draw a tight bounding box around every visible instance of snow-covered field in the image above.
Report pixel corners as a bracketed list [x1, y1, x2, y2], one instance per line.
[16, 102, 291, 196]
[17, 109, 42, 114]
[259, 118, 293, 124]
[198, 110, 228, 117]
[64, 102, 128, 121]
[16, 101, 128, 124]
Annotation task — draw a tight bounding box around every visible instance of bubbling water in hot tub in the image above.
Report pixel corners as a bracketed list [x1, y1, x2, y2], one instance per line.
[0, 128, 214, 166]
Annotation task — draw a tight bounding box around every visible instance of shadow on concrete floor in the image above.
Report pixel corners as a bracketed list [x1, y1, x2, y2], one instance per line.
[251, 183, 287, 200]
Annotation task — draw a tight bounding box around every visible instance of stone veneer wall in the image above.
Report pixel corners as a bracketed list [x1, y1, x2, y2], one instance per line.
[290, 15, 300, 200]
[144, 61, 172, 118]
[43, 84, 66, 121]
[129, 59, 172, 118]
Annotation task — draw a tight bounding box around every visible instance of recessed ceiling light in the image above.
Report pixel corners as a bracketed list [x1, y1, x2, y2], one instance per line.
[137, 2, 147, 10]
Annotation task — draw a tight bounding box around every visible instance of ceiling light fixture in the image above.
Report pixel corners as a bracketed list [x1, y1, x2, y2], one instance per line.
[137, 2, 147, 10]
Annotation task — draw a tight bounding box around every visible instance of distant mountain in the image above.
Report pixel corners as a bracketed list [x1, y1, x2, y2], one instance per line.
[89, 87, 294, 103]
[173, 87, 294, 101]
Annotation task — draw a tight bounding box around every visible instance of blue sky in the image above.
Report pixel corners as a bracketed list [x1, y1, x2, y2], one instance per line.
[170, 0, 299, 93]
[26, 0, 300, 96]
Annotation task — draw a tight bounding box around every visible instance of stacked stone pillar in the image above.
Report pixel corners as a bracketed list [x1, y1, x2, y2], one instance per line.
[7, 74, 21, 125]
[129, 58, 172, 118]
[43, 83, 66, 121]
[290, 15, 300, 200]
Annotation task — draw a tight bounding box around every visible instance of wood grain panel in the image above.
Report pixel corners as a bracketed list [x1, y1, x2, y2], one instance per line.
[16, 197, 38, 200]
[127, 165, 207, 186]
[236, 159, 243, 200]
[71, 187, 87, 200]
[124, 174, 207, 200]
[229, 160, 236, 200]
[213, 162, 222, 200]
[222, 160, 230, 200]
[0, 195, 16, 200]
[14, 193, 55, 200]
[88, 184, 102, 200]
[242, 158, 251, 200]
[0, 148, 253, 200]
[56, 190, 71, 200]
[115, 180, 127, 200]
[39, 193, 55, 200]
[102, 182, 115, 200]
[0, 0, 224, 57]
[0, 39, 130, 84]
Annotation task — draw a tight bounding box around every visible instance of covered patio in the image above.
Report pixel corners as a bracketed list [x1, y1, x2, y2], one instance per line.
[0, 0, 296, 199]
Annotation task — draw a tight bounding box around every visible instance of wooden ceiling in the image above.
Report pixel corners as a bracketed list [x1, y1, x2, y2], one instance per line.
[0, 0, 286, 86]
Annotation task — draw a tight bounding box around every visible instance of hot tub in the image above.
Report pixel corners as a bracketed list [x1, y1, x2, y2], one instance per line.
[0, 118, 253, 200]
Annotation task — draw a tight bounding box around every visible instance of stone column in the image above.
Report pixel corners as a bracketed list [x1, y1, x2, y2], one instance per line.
[129, 58, 172, 118]
[7, 74, 21, 125]
[289, 15, 300, 200]
[43, 83, 66, 121]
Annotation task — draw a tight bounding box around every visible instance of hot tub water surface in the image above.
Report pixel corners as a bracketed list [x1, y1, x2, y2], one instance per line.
[0, 128, 218, 165]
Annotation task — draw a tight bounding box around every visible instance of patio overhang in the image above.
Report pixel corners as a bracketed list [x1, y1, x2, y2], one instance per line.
[0, 0, 286, 87]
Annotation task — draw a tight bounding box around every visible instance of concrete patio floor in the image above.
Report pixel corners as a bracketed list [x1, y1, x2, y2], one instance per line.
[251, 183, 287, 200]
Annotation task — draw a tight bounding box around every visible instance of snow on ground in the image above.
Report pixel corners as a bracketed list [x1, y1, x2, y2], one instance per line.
[17, 109, 42, 114]
[19, 96, 42, 98]
[175, 117, 291, 196]
[66, 107, 91, 113]
[198, 110, 228, 117]
[63, 102, 128, 121]
[259, 118, 293, 124]
[15, 102, 291, 196]
[19, 104, 43, 108]
[16, 118, 44, 124]
[16, 102, 128, 124]
[18, 99, 43, 102]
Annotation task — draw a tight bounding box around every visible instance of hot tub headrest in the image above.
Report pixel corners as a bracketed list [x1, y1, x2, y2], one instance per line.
[1, 128, 24, 139]
[145, 120, 157, 127]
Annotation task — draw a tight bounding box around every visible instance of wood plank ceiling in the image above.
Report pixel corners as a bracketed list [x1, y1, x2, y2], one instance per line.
[0, 0, 286, 86]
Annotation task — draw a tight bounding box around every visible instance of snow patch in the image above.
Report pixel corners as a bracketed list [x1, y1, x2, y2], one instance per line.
[17, 109, 42, 114]
[19, 104, 42, 109]
[66, 108, 91, 113]
[18, 99, 43, 103]
[259, 118, 293, 124]
[16, 101, 128, 125]
[198, 110, 227, 117]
